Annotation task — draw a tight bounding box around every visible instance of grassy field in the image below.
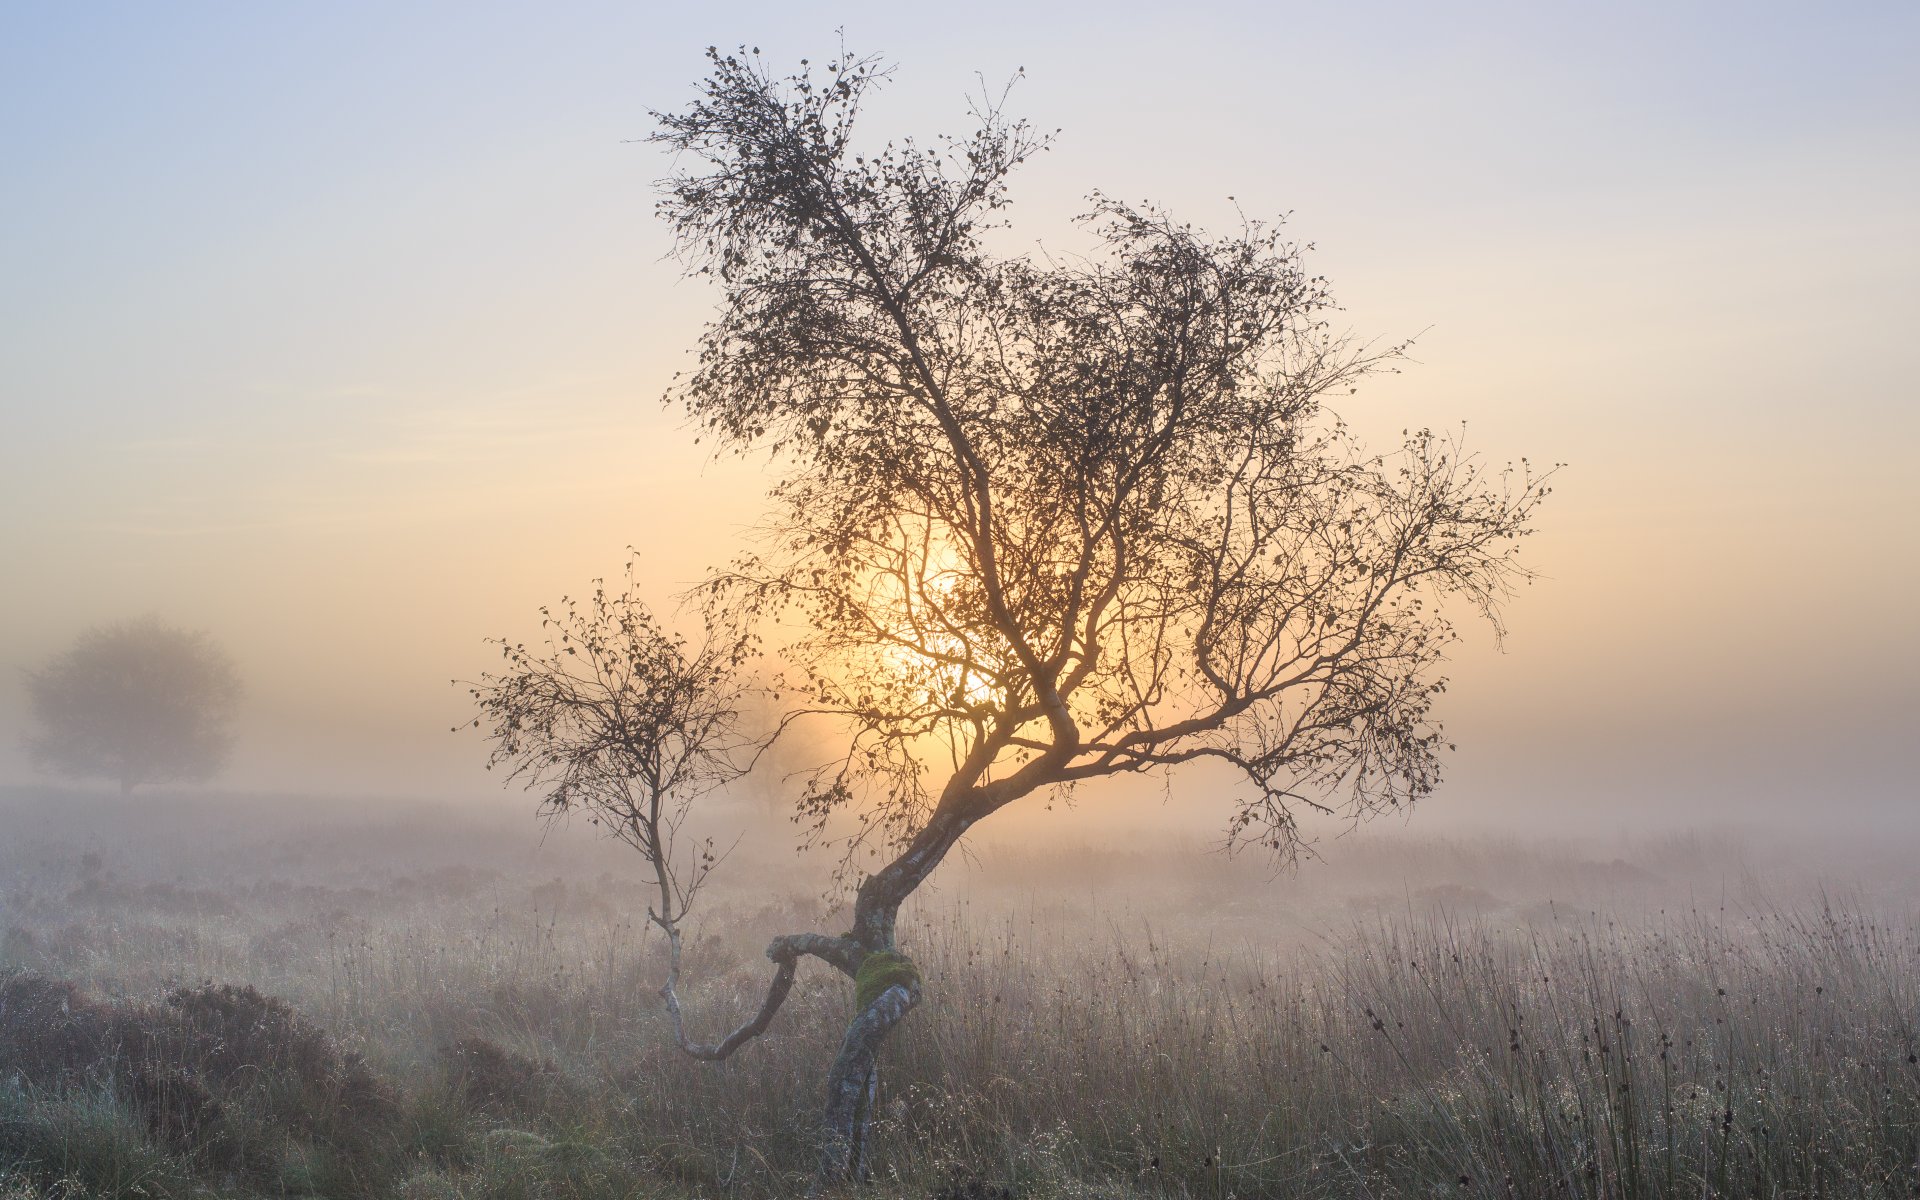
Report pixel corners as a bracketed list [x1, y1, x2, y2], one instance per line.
[1, 786, 1916, 1198]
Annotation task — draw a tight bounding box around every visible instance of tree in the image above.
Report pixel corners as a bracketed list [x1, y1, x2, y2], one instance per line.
[475, 46, 1552, 1186]
[26, 616, 243, 794]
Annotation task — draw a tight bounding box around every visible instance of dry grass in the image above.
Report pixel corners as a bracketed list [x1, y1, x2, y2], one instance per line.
[0, 785, 1916, 1198]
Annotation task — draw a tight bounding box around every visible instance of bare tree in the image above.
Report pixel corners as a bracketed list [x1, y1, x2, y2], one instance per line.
[479, 45, 1552, 1187]
[26, 616, 242, 795]
[463, 566, 791, 1059]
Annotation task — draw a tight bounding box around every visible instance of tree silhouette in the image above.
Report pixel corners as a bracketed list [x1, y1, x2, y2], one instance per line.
[476, 45, 1552, 1185]
[26, 616, 242, 794]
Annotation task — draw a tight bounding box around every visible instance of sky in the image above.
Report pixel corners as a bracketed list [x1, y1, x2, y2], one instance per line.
[1, 1, 1915, 838]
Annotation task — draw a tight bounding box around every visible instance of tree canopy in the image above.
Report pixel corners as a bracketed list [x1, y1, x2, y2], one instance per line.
[652, 49, 1550, 929]
[476, 45, 1552, 1184]
[26, 616, 242, 794]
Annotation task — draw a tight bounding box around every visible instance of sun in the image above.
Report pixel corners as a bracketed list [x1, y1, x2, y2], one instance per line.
[861, 531, 1005, 725]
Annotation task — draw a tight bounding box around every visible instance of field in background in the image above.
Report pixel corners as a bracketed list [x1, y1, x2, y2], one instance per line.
[1, 786, 1917, 1198]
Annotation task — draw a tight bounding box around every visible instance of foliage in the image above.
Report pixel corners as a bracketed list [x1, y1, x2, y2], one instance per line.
[24, 615, 241, 793]
[653, 46, 1552, 876]
[478, 41, 1552, 1184]
[0, 974, 399, 1196]
[467, 563, 758, 923]
[439, 1036, 574, 1118]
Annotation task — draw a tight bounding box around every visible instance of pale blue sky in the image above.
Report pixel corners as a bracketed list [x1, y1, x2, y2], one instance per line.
[2, 2, 1915, 832]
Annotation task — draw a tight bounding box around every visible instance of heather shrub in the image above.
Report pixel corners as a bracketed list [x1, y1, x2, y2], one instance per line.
[440, 1036, 574, 1118]
[0, 974, 111, 1086]
[0, 976, 404, 1196]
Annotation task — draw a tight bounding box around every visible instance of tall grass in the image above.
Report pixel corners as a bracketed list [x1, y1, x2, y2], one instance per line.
[1, 789, 1916, 1197]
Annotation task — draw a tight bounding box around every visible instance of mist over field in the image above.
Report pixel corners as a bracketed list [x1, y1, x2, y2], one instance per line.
[4, 786, 1919, 1197]
[1, 2, 1915, 825]
[3, 2, 1918, 1197]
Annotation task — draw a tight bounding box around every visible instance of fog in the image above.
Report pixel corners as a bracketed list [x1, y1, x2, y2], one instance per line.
[8, 11, 1920, 1198]
[3, 5, 1916, 834]
[8, 783, 1918, 949]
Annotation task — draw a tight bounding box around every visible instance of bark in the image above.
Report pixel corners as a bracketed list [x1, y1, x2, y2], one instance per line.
[849, 808, 977, 949]
[646, 768, 866, 1063]
[659, 926, 863, 1061]
[817, 980, 920, 1189]
[654, 778, 981, 1185]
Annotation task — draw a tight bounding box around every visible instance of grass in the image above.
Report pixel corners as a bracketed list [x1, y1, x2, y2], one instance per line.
[0, 786, 1916, 1197]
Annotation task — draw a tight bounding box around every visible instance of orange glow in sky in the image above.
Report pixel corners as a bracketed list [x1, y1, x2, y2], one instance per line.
[1, 3, 1914, 834]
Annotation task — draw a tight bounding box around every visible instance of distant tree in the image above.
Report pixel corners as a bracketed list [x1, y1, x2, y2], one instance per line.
[26, 616, 242, 794]
[475, 46, 1552, 1185]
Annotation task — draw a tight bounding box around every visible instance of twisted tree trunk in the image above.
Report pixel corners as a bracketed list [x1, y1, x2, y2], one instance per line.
[818, 979, 919, 1186]
[808, 808, 975, 1186]
[656, 807, 991, 1189]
